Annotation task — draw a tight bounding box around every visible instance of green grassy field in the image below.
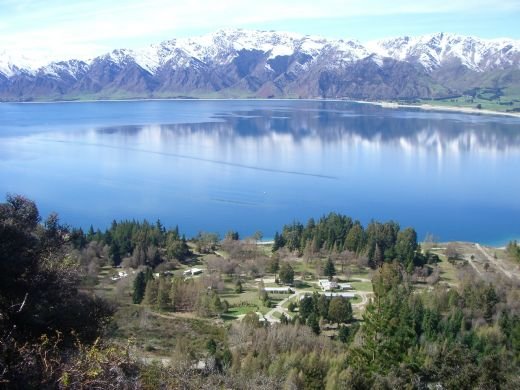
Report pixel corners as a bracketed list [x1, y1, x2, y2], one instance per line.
[418, 90, 520, 113]
[349, 281, 373, 292]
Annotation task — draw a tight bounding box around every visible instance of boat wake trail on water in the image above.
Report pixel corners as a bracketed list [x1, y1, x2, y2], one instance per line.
[40, 138, 338, 180]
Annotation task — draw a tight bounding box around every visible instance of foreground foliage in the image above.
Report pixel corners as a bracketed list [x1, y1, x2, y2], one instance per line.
[1, 195, 519, 388]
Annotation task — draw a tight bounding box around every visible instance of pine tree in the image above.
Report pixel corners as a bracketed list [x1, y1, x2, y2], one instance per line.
[268, 255, 280, 274]
[279, 263, 294, 285]
[272, 232, 284, 252]
[307, 313, 320, 335]
[338, 325, 350, 343]
[156, 278, 170, 310]
[132, 271, 146, 304]
[323, 257, 336, 280]
[144, 279, 159, 306]
[328, 297, 353, 324]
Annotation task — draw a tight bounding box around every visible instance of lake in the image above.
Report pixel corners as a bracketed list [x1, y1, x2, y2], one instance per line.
[0, 99, 519, 245]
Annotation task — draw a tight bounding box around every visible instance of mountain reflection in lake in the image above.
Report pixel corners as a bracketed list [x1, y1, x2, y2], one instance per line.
[0, 100, 519, 244]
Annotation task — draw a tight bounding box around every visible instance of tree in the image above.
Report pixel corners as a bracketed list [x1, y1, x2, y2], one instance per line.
[268, 255, 280, 274]
[166, 233, 190, 261]
[272, 231, 285, 252]
[278, 263, 294, 285]
[328, 297, 353, 324]
[323, 257, 336, 280]
[338, 325, 350, 343]
[109, 241, 121, 266]
[195, 232, 219, 254]
[132, 271, 146, 304]
[144, 279, 159, 306]
[345, 223, 364, 253]
[252, 231, 263, 242]
[307, 313, 320, 335]
[235, 280, 243, 293]
[317, 294, 330, 319]
[225, 230, 239, 241]
[395, 227, 418, 268]
[299, 296, 315, 321]
[156, 277, 170, 310]
[0, 194, 114, 383]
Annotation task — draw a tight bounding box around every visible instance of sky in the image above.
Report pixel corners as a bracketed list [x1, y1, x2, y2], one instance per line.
[0, 0, 519, 62]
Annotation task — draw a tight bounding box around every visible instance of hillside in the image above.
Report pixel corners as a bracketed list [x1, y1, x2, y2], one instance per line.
[1, 29, 520, 106]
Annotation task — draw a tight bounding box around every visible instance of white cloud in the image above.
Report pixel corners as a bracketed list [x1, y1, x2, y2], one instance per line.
[0, 0, 518, 61]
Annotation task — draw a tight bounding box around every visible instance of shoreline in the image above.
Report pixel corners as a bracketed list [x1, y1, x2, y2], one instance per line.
[1, 96, 519, 118]
[352, 99, 520, 118]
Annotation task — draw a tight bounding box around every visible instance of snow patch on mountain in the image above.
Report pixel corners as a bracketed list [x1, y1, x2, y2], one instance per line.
[0, 50, 51, 77]
[367, 33, 520, 71]
[1, 29, 519, 81]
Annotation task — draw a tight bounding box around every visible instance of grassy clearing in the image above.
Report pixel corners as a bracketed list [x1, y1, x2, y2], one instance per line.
[225, 305, 259, 319]
[350, 281, 373, 292]
[282, 296, 299, 309]
[220, 289, 258, 305]
[430, 252, 460, 286]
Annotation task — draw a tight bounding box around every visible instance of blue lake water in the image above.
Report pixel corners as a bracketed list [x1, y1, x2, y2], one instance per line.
[0, 99, 519, 245]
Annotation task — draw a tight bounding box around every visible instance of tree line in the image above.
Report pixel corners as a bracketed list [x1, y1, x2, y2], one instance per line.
[273, 212, 438, 271]
[1, 194, 519, 388]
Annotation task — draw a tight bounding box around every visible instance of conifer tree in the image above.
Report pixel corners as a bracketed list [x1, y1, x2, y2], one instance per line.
[132, 271, 146, 304]
[323, 257, 336, 280]
[144, 279, 159, 306]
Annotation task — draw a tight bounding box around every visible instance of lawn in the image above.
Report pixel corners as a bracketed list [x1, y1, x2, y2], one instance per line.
[224, 305, 260, 320]
[429, 250, 460, 286]
[350, 280, 373, 292]
[272, 311, 282, 319]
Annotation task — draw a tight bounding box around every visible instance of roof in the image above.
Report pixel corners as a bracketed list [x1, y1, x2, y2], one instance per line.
[264, 287, 293, 292]
[183, 267, 203, 275]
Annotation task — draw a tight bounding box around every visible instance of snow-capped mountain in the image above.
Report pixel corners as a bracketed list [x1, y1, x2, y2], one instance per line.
[368, 32, 520, 72]
[0, 29, 519, 101]
[0, 50, 50, 78]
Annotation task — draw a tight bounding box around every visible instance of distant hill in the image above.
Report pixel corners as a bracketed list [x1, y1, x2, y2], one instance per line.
[1, 29, 520, 102]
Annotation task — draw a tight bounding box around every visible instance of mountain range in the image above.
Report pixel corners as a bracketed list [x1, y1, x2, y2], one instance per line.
[1, 29, 519, 101]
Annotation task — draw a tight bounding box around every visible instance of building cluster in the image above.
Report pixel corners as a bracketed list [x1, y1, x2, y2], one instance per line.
[318, 279, 352, 291]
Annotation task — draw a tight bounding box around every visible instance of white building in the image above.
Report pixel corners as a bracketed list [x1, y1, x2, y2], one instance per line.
[319, 279, 352, 291]
[183, 267, 203, 277]
[264, 287, 293, 294]
[319, 279, 338, 291]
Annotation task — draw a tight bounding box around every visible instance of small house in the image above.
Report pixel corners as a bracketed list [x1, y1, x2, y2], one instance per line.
[319, 279, 338, 291]
[264, 287, 293, 294]
[183, 267, 203, 277]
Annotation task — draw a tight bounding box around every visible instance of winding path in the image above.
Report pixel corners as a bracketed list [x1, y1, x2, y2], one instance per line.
[262, 279, 374, 323]
[263, 292, 300, 323]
